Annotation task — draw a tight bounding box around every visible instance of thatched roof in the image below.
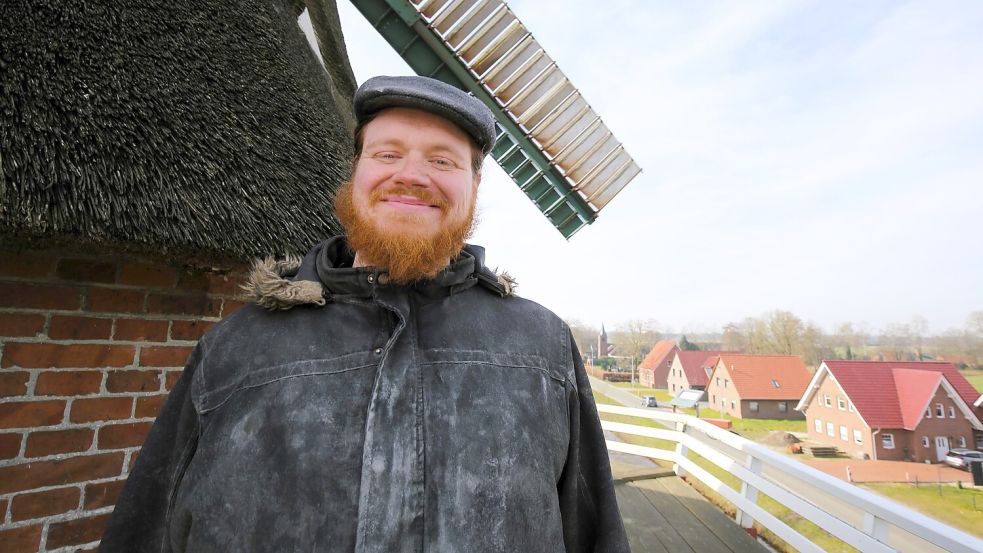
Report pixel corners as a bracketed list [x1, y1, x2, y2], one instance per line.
[0, 0, 357, 264]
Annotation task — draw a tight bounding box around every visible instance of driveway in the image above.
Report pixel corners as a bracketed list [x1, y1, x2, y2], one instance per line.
[799, 458, 975, 484]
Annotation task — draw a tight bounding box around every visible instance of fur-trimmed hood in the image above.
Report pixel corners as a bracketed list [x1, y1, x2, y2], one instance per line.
[241, 238, 516, 309]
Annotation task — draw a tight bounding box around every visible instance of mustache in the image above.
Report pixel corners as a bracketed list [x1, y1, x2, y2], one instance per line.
[369, 186, 448, 210]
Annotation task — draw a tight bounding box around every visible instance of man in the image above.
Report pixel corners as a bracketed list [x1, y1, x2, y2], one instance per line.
[100, 76, 628, 552]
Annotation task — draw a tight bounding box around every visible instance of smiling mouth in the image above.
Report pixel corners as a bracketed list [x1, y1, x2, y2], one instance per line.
[381, 195, 439, 208]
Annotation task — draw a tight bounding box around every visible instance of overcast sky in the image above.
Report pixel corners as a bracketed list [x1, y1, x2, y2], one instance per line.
[324, 0, 983, 335]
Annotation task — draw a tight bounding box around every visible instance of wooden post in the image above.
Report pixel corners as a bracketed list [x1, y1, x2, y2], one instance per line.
[736, 456, 762, 529]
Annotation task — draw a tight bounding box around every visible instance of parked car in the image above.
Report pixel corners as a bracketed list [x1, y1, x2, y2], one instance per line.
[641, 396, 658, 408]
[943, 448, 983, 471]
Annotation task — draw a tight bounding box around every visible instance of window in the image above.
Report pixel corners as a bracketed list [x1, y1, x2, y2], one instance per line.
[749, 401, 759, 412]
[826, 422, 834, 437]
[853, 430, 862, 445]
[925, 408, 932, 419]
[848, 402, 854, 413]
[731, 400, 736, 410]
[882, 434, 895, 449]
[724, 379, 729, 388]
[716, 377, 721, 387]
[771, 379, 781, 388]
[922, 436, 929, 448]
[936, 403, 944, 417]
[778, 401, 788, 413]
[815, 419, 823, 433]
[823, 394, 832, 407]
[837, 396, 846, 410]
[711, 394, 716, 404]
[839, 425, 848, 441]
[959, 436, 967, 448]
[720, 398, 726, 409]
[949, 406, 955, 419]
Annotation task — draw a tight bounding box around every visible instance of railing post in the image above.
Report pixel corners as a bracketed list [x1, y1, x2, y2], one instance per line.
[735, 455, 762, 529]
[673, 421, 688, 477]
[862, 512, 890, 545]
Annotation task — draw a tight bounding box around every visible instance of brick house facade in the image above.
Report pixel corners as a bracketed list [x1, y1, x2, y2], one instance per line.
[796, 361, 983, 461]
[665, 351, 722, 397]
[638, 341, 679, 389]
[705, 354, 810, 420]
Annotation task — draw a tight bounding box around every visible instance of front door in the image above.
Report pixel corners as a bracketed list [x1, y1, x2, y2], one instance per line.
[934, 436, 950, 462]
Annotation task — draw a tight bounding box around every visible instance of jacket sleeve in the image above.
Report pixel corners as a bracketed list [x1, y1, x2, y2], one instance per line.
[558, 330, 630, 553]
[99, 346, 203, 553]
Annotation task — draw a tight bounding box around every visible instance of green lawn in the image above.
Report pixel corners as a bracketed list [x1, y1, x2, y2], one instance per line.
[862, 483, 983, 539]
[960, 369, 983, 392]
[610, 382, 673, 402]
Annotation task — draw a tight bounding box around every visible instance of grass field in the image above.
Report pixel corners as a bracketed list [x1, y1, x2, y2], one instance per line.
[961, 369, 983, 392]
[862, 483, 983, 538]
[610, 382, 672, 402]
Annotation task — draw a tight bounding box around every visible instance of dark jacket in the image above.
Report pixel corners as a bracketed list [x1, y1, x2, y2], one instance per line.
[100, 237, 629, 552]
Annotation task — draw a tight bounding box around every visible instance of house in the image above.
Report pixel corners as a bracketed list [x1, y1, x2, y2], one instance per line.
[795, 361, 983, 462]
[638, 340, 680, 389]
[666, 351, 723, 397]
[705, 354, 811, 419]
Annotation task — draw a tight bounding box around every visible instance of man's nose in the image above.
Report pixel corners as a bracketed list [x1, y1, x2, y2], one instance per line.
[392, 154, 430, 186]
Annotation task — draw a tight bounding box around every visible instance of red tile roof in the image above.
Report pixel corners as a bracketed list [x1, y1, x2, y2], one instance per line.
[715, 354, 811, 400]
[639, 340, 677, 369]
[676, 351, 723, 387]
[822, 361, 982, 429]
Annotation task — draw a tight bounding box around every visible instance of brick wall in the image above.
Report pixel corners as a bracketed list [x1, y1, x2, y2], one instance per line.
[0, 249, 245, 552]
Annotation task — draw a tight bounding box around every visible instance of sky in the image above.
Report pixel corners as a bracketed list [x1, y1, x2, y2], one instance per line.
[317, 0, 983, 335]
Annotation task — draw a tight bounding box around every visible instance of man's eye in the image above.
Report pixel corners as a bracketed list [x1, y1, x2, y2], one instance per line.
[431, 158, 455, 168]
[374, 152, 399, 161]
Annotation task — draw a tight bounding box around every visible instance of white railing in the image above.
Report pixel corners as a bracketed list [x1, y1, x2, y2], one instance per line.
[598, 404, 983, 553]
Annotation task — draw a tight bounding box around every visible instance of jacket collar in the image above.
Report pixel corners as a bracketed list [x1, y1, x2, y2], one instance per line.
[243, 236, 515, 309]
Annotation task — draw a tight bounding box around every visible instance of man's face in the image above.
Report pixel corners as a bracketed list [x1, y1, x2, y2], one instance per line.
[334, 107, 481, 283]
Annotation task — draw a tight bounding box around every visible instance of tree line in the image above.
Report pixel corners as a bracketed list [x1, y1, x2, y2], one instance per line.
[567, 311, 983, 369]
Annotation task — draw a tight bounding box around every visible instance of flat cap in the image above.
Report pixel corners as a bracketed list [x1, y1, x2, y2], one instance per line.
[354, 75, 497, 156]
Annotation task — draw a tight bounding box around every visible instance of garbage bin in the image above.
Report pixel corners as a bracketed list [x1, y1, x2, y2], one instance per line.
[971, 460, 983, 487]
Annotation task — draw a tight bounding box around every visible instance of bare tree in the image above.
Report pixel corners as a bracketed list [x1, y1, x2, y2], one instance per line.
[612, 319, 662, 363]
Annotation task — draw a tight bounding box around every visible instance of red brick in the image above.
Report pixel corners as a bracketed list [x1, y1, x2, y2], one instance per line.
[0, 452, 125, 494]
[25, 428, 94, 457]
[106, 370, 160, 393]
[146, 292, 221, 317]
[140, 346, 194, 368]
[0, 313, 46, 337]
[0, 523, 43, 551]
[114, 318, 169, 342]
[207, 272, 245, 296]
[0, 400, 65, 429]
[177, 271, 210, 291]
[164, 370, 183, 390]
[86, 287, 145, 313]
[35, 371, 103, 396]
[84, 479, 127, 509]
[0, 371, 30, 397]
[98, 422, 153, 449]
[56, 259, 117, 284]
[11, 486, 81, 521]
[0, 497, 6, 522]
[46, 512, 112, 549]
[222, 299, 246, 316]
[171, 319, 213, 341]
[0, 251, 56, 278]
[118, 262, 179, 288]
[49, 315, 113, 340]
[1, 343, 134, 368]
[70, 397, 133, 423]
[0, 432, 22, 459]
[0, 281, 81, 310]
[135, 394, 169, 418]
[129, 449, 140, 471]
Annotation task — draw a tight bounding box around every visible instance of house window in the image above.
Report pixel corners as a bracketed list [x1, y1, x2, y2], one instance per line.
[711, 394, 716, 404]
[778, 401, 788, 413]
[815, 419, 823, 433]
[922, 436, 929, 448]
[882, 434, 895, 449]
[826, 422, 834, 437]
[925, 408, 932, 419]
[771, 379, 780, 388]
[724, 379, 729, 388]
[837, 396, 846, 410]
[749, 401, 759, 412]
[853, 430, 862, 445]
[959, 437, 967, 448]
[716, 377, 721, 387]
[936, 403, 944, 417]
[839, 426, 848, 441]
[949, 406, 955, 419]
[848, 402, 854, 413]
[731, 400, 736, 410]
[823, 394, 832, 407]
[720, 398, 726, 409]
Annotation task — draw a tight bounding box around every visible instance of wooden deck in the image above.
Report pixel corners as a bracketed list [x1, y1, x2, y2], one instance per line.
[610, 460, 768, 553]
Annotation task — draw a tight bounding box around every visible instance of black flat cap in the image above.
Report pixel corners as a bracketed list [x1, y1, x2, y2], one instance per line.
[354, 75, 497, 156]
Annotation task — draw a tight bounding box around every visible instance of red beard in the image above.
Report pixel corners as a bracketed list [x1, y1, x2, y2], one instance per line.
[333, 179, 476, 284]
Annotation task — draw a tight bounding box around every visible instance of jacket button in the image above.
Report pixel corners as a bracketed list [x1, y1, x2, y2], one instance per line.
[373, 347, 383, 355]
[367, 274, 375, 284]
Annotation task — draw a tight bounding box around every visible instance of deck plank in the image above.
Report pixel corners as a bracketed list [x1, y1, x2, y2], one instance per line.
[655, 476, 766, 553]
[615, 484, 677, 553]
